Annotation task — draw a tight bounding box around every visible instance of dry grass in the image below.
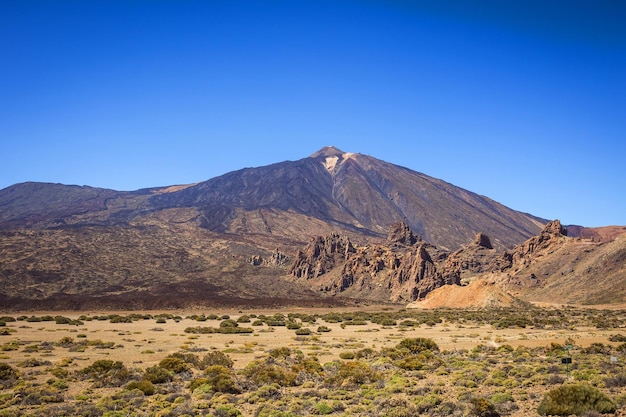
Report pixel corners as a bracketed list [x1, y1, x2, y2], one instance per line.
[1, 307, 625, 416]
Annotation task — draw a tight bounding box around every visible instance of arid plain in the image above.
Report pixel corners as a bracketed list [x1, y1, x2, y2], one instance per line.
[1, 306, 625, 416]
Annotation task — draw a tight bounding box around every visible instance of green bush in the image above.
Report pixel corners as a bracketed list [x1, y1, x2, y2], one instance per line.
[220, 319, 239, 328]
[469, 397, 499, 417]
[396, 337, 439, 354]
[537, 383, 616, 416]
[339, 351, 355, 360]
[109, 315, 133, 323]
[608, 334, 626, 342]
[237, 315, 251, 323]
[295, 328, 312, 335]
[315, 401, 334, 415]
[158, 357, 189, 373]
[325, 361, 380, 387]
[270, 347, 292, 358]
[144, 366, 173, 384]
[200, 351, 234, 369]
[203, 365, 241, 393]
[243, 361, 297, 387]
[79, 360, 132, 387]
[0, 363, 19, 388]
[126, 379, 156, 395]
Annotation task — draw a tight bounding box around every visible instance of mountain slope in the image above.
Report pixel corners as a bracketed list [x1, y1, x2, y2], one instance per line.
[1, 147, 545, 251]
[143, 146, 545, 251]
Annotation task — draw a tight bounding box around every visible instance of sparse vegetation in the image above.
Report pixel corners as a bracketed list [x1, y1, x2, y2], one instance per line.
[0, 307, 624, 416]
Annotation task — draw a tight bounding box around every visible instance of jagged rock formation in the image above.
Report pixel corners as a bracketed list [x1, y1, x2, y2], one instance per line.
[290, 219, 626, 306]
[290, 234, 356, 279]
[440, 232, 500, 284]
[508, 220, 567, 266]
[387, 221, 421, 246]
[247, 250, 289, 267]
[289, 222, 459, 303]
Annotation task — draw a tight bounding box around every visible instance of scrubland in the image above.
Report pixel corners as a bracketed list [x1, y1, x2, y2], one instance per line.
[1, 307, 625, 416]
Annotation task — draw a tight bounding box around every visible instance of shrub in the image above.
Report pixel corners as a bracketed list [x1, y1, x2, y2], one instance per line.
[168, 352, 200, 367]
[339, 351, 355, 360]
[79, 360, 132, 387]
[109, 315, 133, 323]
[537, 383, 616, 416]
[220, 319, 239, 328]
[605, 374, 626, 388]
[396, 337, 439, 354]
[54, 316, 71, 324]
[608, 334, 626, 342]
[14, 385, 64, 405]
[126, 379, 156, 395]
[200, 351, 234, 369]
[18, 358, 51, 367]
[270, 347, 292, 358]
[0, 363, 19, 388]
[325, 361, 380, 387]
[203, 365, 241, 393]
[243, 361, 297, 387]
[159, 357, 189, 373]
[394, 356, 425, 371]
[237, 315, 251, 323]
[295, 328, 312, 335]
[188, 377, 210, 392]
[144, 366, 173, 384]
[315, 401, 334, 415]
[317, 326, 331, 333]
[469, 397, 499, 417]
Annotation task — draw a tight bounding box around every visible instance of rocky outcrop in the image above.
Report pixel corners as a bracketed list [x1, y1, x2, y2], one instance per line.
[248, 249, 289, 267]
[387, 221, 421, 246]
[288, 219, 626, 306]
[289, 222, 460, 302]
[439, 232, 499, 284]
[289, 234, 356, 279]
[508, 220, 567, 267]
[474, 233, 493, 249]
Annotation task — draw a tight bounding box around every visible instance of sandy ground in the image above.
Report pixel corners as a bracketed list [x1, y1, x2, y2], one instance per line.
[2, 309, 622, 371]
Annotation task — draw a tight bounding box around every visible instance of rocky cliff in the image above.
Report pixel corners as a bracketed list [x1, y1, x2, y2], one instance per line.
[289, 221, 459, 303]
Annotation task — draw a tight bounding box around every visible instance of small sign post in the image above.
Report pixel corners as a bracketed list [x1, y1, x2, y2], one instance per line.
[562, 344, 573, 378]
[562, 356, 572, 378]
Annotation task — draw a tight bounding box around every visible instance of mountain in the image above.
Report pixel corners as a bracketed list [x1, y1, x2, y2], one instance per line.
[0, 146, 570, 310]
[0, 146, 545, 250]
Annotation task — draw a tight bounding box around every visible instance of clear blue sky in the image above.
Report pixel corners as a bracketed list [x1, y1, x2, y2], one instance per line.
[2, 1, 625, 227]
